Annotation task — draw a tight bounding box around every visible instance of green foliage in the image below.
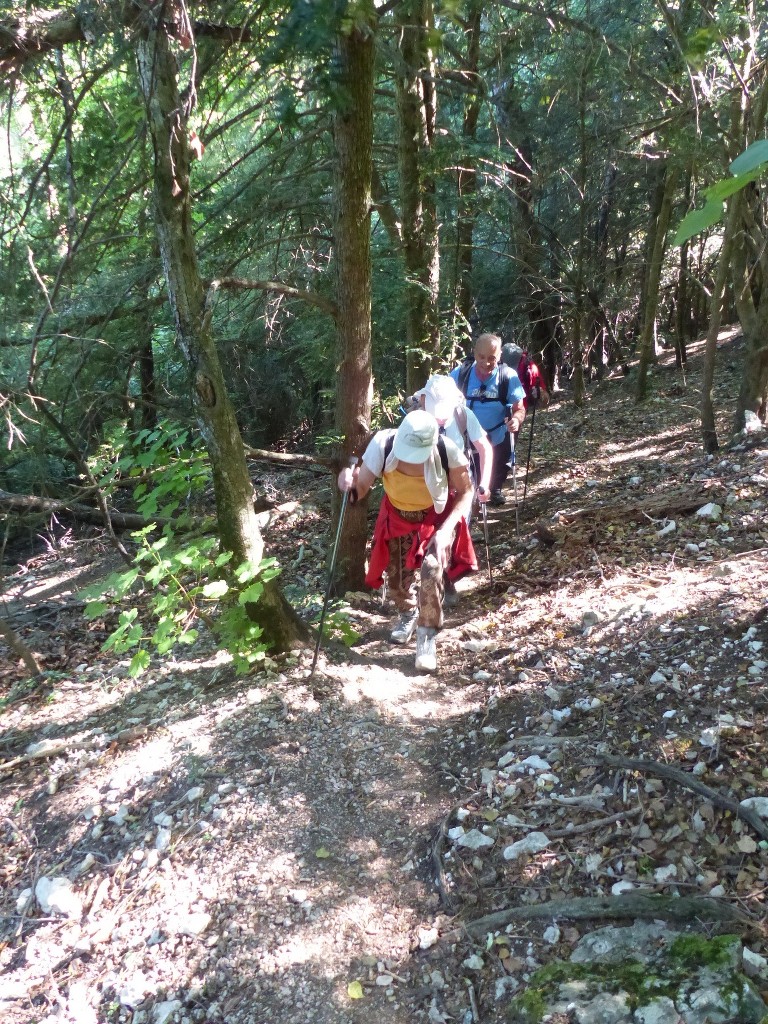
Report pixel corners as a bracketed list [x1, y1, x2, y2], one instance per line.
[674, 141, 768, 245]
[91, 420, 210, 528]
[82, 423, 282, 676]
[283, 585, 360, 646]
[84, 528, 280, 676]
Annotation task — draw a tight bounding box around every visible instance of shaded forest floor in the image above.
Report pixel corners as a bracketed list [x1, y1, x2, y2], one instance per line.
[1, 327, 768, 1024]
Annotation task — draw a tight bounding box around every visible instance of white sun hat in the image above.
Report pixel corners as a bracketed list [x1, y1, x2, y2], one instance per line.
[392, 409, 440, 463]
[422, 374, 463, 424]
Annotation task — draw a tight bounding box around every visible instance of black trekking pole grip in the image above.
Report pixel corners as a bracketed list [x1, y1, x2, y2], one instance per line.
[309, 456, 358, 679]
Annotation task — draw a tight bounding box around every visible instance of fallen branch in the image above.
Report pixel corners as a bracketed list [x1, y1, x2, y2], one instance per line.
[0, 721, 160, 777]
[588, 754, 768, 843]
[551, 485, 716, 529]
[449, 893, 753, 941]
[244, 446, 332, 471]
[0, 488, 166, 531]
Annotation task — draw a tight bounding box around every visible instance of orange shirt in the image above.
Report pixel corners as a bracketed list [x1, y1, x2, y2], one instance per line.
[382, 468, 431, 512]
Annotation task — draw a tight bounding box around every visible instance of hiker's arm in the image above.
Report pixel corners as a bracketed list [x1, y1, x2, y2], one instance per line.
[505, 400, 526, 434]
[432, 465, 473, 566]
[472, 433, 493, 502]
[338, 463, 376, 501]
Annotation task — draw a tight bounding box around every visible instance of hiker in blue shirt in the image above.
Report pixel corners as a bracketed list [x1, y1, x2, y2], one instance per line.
[452, 333, 526, 506]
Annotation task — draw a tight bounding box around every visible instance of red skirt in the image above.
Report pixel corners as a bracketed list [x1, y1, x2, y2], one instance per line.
[365, 495, 477, 590]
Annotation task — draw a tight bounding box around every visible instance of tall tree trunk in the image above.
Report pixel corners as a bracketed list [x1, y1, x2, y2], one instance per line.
[135, 12, 305, 651]
[396, 0, 440, 394]
[454, 0, 482, 339]
[674, 171, 692, 370]
[731, 71, 768, 432]
[700, 198, 740, 452]
[332, 19, 375, 592]
[636, 164, 677, 401]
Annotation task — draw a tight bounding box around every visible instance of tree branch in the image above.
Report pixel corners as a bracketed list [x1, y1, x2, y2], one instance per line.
[204, 277, 338, 319]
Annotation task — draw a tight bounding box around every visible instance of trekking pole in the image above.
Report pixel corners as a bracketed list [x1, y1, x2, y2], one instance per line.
[522, 398, 537, 505]
[479, 493, 493, 584]
[309, 458, 357, 679]
[509, 434, 521, 539]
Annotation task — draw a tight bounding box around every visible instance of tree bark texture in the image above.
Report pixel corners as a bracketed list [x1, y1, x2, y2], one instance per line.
[636, 163, 677, 401]
[135, 11, 304, 651]
[730, 71, 768, 431]
[396, 0, 440, 394]
[700, 199, 740, 452]
[454, 0, 482, 335]
[332, 19, 375, 592]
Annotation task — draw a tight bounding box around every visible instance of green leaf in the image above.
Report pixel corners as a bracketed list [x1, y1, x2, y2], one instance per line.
[673, 200, 723, 246]
[202, 580, 229, 599]
[129, 650, 151, 677]
[214, 551, 233, 567]
[315, 846, 331, 859]
[85, 601, 109, 620]
[730, 139, 768, 176]
[238, 581, 264, 605]
[705, 167, 763, 202]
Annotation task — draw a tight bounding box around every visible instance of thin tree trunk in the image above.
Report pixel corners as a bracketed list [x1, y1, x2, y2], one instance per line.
[731, 71, 768, 431]
[454, 0, 482, 336]
[396, 0, 440, 394]
[332, 19, 375, 592]
[636, 164, 678, 401]
[674, 171, 692, 370]
[700, 198, 740, 452]
[135, 12, 305, 651]
[732, 202, 768, 431]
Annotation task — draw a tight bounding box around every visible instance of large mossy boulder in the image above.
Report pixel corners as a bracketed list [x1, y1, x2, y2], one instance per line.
[506, 922, 768, 1024]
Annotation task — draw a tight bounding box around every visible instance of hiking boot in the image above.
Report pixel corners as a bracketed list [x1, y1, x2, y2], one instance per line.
[443, 574, 459, 609]
[415, 627, 437, 673]
[489, 489, 506, 506]
[390, 610, 418, 645]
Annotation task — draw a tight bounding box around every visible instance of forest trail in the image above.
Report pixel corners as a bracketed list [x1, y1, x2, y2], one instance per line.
[2, 328, 768, 1024]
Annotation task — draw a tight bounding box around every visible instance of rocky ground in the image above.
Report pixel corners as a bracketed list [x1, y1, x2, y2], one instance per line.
[1, 328, 767, 1024]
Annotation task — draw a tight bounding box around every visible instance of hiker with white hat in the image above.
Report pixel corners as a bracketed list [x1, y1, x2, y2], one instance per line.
[416, 374, 493, 502]
[337, 409, 477, 673]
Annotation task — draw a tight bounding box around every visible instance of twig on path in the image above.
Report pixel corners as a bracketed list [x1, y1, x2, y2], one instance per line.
[466, 979, 480, 1022]
[586, 754, 768, 842]
[432, 791, 483, 912]
[547, 805, 643, 839]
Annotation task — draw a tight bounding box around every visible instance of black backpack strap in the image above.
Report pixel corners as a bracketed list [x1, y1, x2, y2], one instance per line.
[497, 363, 511, 407]
[456, 361, 473, 397]
[384, 433, 394, 465]
[437, 435, 449, 476]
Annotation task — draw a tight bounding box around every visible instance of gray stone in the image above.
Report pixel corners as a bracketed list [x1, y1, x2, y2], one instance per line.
[633, 997, 680, 1023]
[573, 991, 631, 1023]
[571, 922, 669, 965]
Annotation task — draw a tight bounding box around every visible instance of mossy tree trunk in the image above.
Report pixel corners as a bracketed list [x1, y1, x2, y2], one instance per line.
[396, 0, 440, 394]
[636, 163, 677, 402]
[454, 0, 482, 338]
[332, 16, 375, 592]
[135, 9, 305, 652]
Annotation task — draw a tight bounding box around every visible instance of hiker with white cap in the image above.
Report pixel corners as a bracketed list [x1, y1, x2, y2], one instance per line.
[337, 409, 477, 673]
[416, 375, 493, 502]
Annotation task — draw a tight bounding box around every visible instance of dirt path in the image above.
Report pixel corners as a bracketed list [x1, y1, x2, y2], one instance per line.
[2, 328, 768, 1024]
